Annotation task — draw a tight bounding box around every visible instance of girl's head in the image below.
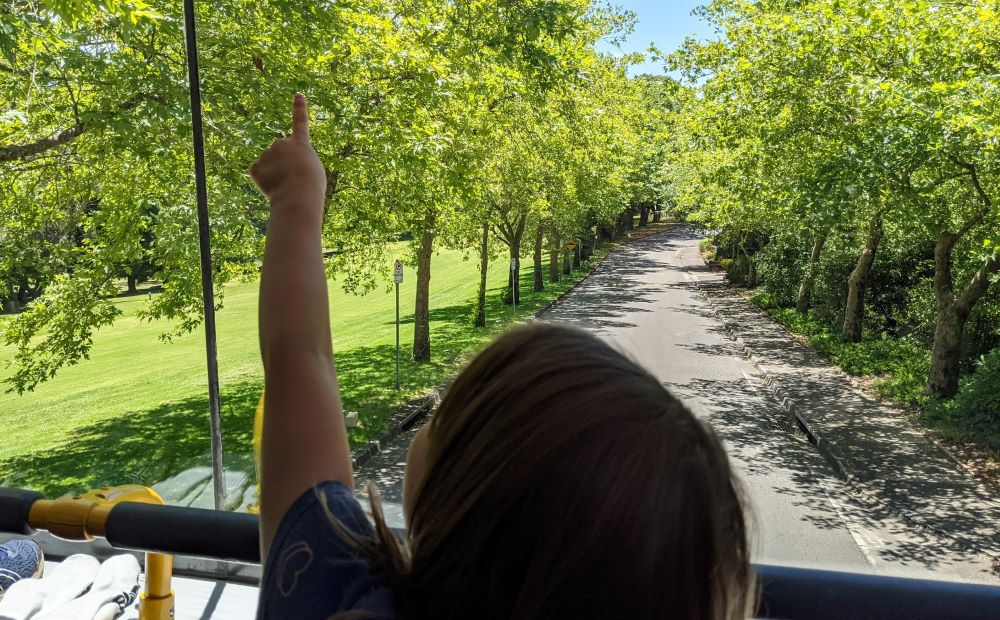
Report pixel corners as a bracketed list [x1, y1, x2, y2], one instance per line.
[375, 323, 753, 619]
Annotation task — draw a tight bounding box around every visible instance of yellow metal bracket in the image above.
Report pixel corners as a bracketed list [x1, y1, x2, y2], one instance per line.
[27, 485, 175, 620]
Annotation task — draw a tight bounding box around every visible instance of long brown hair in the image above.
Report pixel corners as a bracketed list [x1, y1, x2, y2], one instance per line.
[353, 322, 754, 619]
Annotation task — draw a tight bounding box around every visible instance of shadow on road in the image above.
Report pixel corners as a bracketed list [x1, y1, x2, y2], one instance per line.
[540, 233, 704, 333]
[703, 276, 1000, 567]
[548, 227, 998, 578]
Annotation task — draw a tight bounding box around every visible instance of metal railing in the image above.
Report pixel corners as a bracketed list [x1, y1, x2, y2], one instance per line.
[3, 486, 998, 619]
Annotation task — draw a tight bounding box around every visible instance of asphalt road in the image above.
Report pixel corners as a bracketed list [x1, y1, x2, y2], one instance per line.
[357, 227, 997, 585]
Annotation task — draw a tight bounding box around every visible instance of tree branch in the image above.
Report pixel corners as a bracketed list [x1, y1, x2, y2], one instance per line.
[0, 93, 166, 163]
[949, 159, 992, 239]
[494, 208, 516, 245]
[0, 123, 86, 162]
[956, 252, 1000, 315]
[514, 211, 527, 245]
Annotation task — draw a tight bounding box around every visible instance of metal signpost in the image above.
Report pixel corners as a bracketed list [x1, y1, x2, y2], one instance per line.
[394, 260, 403, 391]
[564, 241, 578, 272]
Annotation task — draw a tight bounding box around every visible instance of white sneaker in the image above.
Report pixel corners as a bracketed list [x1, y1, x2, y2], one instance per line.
[0, 554, 98, 620]
[37, 555, 140, 620]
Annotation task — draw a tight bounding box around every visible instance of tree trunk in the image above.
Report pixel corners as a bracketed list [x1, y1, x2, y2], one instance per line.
[639, 205, 649, 227]
[841, 216, 883, 342]
[549, 235, 560, 283]
[653, 208, 661, 223]
[926, 229, 999, 397]
[473, 221, 489, 327]
[796, 233, 826, 314]
[497, 213, 527, 306]
[533, 226, 544, 292]
[507, 239, 521, 306]
[922, 159, 1000, 396]
[928, 302, 965, 398]
[563, 249, 571, 275]
[626, 207, 635, 230]
[127, 273, 138, 295]
[740, 243, 757, 287]
[412, 212, 435, 362]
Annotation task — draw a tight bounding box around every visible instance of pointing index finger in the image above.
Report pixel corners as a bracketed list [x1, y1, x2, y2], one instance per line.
[292, 93, 310, 141]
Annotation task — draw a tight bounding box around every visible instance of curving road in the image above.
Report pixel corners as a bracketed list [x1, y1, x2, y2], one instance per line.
[358, 227, 996, 584]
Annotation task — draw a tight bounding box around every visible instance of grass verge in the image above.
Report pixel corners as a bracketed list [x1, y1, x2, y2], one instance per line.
[0, 245, 606, 496]
[752, 293, 930, 405]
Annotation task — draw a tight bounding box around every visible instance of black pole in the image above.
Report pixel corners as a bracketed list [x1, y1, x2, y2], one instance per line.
[182, 0, 226, 512]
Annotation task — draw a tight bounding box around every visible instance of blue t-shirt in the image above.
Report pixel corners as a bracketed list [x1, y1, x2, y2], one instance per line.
[257, 481, 396, 619]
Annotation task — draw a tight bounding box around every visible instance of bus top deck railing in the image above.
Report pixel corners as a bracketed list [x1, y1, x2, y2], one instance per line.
[2, 486, 999, 619]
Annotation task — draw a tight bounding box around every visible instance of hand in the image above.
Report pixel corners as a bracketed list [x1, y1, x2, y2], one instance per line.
[250, 94, 327, 209]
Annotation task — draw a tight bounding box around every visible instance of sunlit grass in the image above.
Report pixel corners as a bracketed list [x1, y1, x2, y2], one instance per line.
[0, 245, 601, 496]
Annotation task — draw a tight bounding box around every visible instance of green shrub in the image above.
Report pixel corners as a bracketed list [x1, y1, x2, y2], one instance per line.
[698, 237, 717, 261]
[832, 334, 928, 377]
[767, 307, 823, 338]
[811, 243, 856, 327]
[755, 235, 806, 308]
[763, 304, 930, 405]
[725, 254, 752, 285]
[865, 240, 934, 336]
[500, 285, 513, 305]
[751, 291, 778, 309]
[964, 288, 1000, 367]
[925, 348, 1000, 450]
[470, 297, 486, 327]
[711, 228, 768, 261]
[902, 281, 938, 345]
[872, 351, 930, 405]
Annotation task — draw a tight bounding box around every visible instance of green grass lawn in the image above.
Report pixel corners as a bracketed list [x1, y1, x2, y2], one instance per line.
[0, 245, 601, 497]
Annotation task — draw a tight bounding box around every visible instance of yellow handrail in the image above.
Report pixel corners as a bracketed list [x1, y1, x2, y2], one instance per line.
[27, 485, 175, 620]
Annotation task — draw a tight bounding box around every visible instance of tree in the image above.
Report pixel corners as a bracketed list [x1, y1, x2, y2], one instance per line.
[668, 0, 1000, 398]
[2, 0, 654, 388]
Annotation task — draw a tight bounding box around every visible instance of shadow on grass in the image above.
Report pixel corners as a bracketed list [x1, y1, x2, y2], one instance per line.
[387, 265, 586, 327]
[344, 264, 595, 438]
[0, 380, 261, 498]
[0, 258, 598, 498]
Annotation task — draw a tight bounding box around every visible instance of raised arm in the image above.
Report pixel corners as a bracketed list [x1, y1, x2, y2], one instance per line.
[251, 94, 353, 558]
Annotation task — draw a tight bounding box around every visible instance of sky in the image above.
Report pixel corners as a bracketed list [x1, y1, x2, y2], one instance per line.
[594, 1, 715, 76]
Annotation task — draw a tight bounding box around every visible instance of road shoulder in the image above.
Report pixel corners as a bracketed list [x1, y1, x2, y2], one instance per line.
[679, 241, 1000, 569]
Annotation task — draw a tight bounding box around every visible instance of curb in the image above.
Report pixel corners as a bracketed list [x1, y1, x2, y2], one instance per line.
[534, 252, 611, 318]
[353, 223, 679, 468]
[352, 387, 445, 470]
[727, 288, 995, 492]
[689, 265, 1000, 565]
[720, 320, 855, 480]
